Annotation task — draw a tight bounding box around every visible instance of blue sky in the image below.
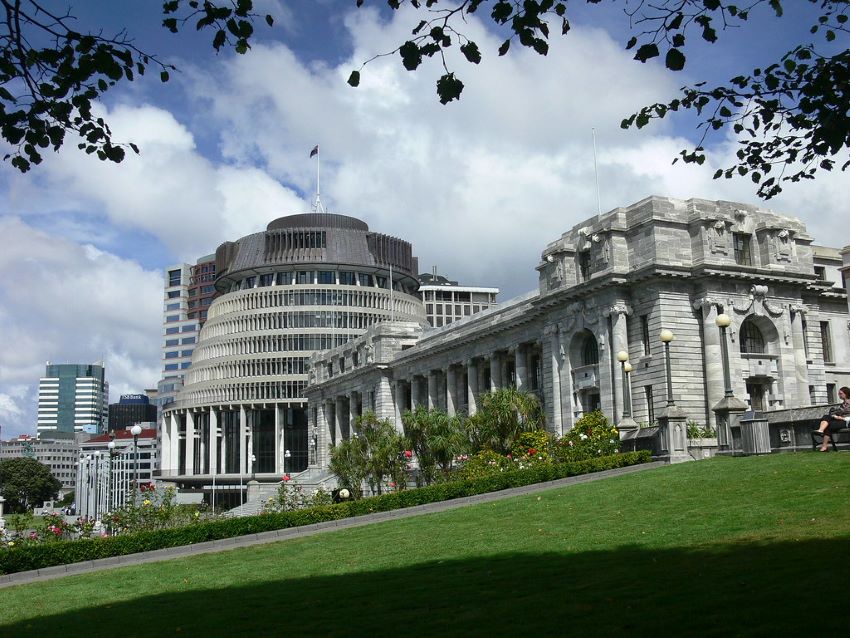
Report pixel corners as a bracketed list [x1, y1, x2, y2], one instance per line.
[0, 0, 847, 439]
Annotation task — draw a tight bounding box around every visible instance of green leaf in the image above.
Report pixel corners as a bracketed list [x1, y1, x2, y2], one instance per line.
[634, 43, 659, 63]
[665, 48, 686, 71]
[436, 73, 464, 104]
[460, 42, 481, 64]
[265, 14, 274, 27]
[347, 70, 360, 87]
[399, 41, 422, 71]
[160, 70, 170, 82]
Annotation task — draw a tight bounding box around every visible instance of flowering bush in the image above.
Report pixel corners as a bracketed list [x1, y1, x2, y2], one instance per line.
[448, 450, 513, 481]
[554, 411, 620, 463]
[262, 485, 333, 514]
[511, 429, 554, 463]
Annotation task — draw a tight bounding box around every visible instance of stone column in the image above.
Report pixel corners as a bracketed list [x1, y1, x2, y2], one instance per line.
[514, 345, 528, 391]
[557, 322, 574, 433]
[209, 409, 219, 475]
[446, 366, 458, 416]
[411, 376, 422, 409]
[606, 302, 632, 423]
[316, 400, 329, 466]
[694, 298, 724, 429]
[547, 326, 563, 433]
[490, 352, 502, 390]
[274, 405, 282, 474]
[790, 305, 811, 407]
[467, 359, 479, 416]
[239, 405, 248, 475]
[376, 374, 395, 424]
[185, 411, 196, 476]
[160, 413, 172, 472]
[335, 396, 346, 441]
[428, 370, 440, 410]
[349, 392, 359, 428]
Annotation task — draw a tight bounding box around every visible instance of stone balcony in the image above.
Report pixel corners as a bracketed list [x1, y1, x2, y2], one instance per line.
[740, 353, 779, 378]
[572, 364, 600, 390]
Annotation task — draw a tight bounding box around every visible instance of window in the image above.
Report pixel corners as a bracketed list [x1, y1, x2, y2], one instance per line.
[181, 362, 191, 369]
[581, 333, 599, 366]
[202, 285, 215, 294]
[814, 266, 826, 281]
[242, 276, 256, 289]
[181, 349, 193, 357]
[579, 251, 592, 281]
[165, 315, 179, 323]
[296, 271, 312, 284]
[318, 271, 335, 284]
[358, 273, 372, 287]
[164, 351, 179, 359]
[645, 386, 655, 423]
[181, 337, 196, 345]
[201, 297, 212, 306]
[426, 304, 433, 314]
[182, 325, 196, 332]
[164, 364, 179, 371]
[820, 321, 833, 363]
[165, 339, 179, 346]
[259, 273, 274, 287]
[188, 300, 197, 309]
[165, 302, 180, 311]
[740, 320, 765, 354]
[436, 304, 443, 314]
[276, 272, 290, 285]
[165, 327, 179, 335]
[168, 269, 181, 286]
[827, 384, 837, 403]
[640, 315, 651, 356]
[167, 290, 180, 299]
[339, 271, 356, 286]
[733, 233, 752, 266]
[188, 288, 198, 297]
[802, 316, 810, 358]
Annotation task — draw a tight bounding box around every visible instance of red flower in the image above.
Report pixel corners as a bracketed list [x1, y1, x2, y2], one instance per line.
[506, 453, 512, 459]
[404, 450, 413, 458]
[528, 448, 537, 456]
[389, 482, 396, 488]
[282, 474, 291, 482]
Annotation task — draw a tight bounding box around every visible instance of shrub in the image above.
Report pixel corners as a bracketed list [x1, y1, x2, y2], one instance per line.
[554, 411, 620, 463]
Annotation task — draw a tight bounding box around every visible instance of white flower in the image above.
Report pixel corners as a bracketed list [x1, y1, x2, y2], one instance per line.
[579, 434, 588, 440]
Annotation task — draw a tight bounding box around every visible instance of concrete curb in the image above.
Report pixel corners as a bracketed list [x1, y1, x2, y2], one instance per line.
[1, 461, 664, 588]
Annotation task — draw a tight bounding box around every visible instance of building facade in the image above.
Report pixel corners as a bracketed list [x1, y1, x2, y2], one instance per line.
[0, 434, 81, 496]
[305, 196, 850, 468]
[37, 363, 109, 436]
[159, 213, 427, 494]
[108, 394, 158, 432]
[417, 270, 499, 327]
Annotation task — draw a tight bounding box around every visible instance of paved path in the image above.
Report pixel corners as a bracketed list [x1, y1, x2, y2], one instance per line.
[1, 461, 665, 589]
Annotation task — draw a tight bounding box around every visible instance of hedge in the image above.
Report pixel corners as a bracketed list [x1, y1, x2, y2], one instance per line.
[0, 450, 651, 575]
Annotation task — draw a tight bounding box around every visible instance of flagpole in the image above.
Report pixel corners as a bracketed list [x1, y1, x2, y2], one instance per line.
[389, 262, 394, 322]
[592, 128, 602, 218]
[310, 145, 325, 214]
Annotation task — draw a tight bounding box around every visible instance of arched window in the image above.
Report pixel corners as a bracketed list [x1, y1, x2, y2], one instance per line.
[582, 333, 599, 366]
[740, 320, 765, 354]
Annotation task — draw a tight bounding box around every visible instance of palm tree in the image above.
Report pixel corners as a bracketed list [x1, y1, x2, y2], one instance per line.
[475, 387, 544, 454]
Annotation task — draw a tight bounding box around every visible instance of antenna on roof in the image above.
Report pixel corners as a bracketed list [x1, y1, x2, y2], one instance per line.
[592, 128, 602, 218]
[309, 145, 326, 214]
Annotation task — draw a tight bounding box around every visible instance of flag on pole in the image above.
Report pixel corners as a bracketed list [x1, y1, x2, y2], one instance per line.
[309, 145, 319, 158]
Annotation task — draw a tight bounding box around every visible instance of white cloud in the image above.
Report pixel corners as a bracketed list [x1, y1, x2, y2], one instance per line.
[0, 218, 163, 438]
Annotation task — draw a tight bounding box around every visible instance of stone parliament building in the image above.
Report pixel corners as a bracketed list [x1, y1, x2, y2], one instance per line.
[306, 196, 849, 469]
[160, 196, 849, 495]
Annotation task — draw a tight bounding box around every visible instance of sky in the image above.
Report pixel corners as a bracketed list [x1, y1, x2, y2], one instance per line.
[0, 0, 847, 438]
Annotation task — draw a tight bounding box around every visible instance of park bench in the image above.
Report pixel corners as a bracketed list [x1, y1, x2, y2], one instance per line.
[811, 416, 850, 451]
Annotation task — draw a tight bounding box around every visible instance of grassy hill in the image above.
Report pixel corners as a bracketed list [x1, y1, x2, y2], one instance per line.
[2, 453, 849, 637]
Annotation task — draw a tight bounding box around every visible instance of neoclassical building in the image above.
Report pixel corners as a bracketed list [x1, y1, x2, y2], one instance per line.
[159, 213, 425, 498]
[305, 196, 849, 467]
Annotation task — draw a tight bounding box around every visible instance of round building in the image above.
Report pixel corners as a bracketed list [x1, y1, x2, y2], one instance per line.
[160, 213, 424, 503]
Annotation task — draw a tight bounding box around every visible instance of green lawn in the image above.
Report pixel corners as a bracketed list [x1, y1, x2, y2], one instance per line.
[2, 453, 849, 637]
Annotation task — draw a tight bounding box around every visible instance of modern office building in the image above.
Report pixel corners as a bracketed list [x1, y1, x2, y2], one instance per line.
[417, 269, 499, 327]
[0, 433, 82, 496]
[158, 255, 218, 415]
[108, 394, 158, 432]
[306, 196, 850, 465]
[159, 213, 426, 497]
[37, 363, 109, 435]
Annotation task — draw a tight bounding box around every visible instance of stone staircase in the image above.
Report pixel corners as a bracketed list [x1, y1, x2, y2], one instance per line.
[222, 469, 338, 518]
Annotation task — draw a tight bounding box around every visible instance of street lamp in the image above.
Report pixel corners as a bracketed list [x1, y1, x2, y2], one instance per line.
[250, 453, 257, 481]
[716, 313, 734, 397]
[616, 350, 631, 421]
[130, 424, 142, 490]
[660, 329, 675, 407]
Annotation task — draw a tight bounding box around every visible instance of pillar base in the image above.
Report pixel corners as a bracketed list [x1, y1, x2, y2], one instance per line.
[660, 406, 690, 464]
[713, 395, 748, 454]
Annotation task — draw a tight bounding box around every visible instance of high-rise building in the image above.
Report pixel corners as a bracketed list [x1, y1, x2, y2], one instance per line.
[159, 212, 426, 499]
[417, 269, 499, 327]
[108, 394, 158, 432]
[157, 255, 218, 415]
[0, 433, 82, 496]
[37, 363, 109, 435]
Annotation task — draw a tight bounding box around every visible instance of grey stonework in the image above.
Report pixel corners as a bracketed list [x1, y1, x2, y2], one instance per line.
[306, 196, 850, 459]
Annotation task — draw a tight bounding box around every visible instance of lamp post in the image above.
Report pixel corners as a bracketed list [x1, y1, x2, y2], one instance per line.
[130, 424, 142, 490]
[716, 313, 734, 397]
[616, 351, 632, 421]
[93, 451, 101, 520]
[250, 453, 257, 481]
[660, 329, 675, 406]
[623, 361, 634, 418]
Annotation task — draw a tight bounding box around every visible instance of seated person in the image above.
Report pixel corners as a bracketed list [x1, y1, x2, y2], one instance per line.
[813, 386, 850, 451]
